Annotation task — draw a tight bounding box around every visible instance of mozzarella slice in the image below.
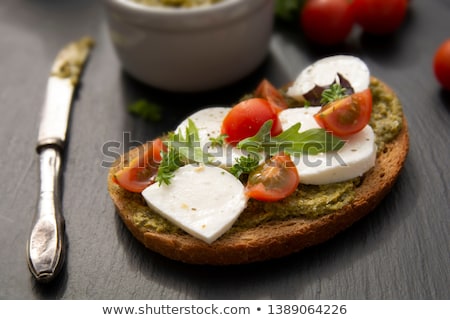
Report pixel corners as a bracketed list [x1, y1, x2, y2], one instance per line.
[279, 106, 323, 131]
[278, 107, 377, 185]
[176, 106, 230, 149]
[142, 164, 248, 244]
[286, 55, 370, 99]
[175, 107, 253, 167]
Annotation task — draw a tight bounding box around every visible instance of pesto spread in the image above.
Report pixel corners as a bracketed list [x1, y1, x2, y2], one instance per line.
[116, 78, 404, 235]
[131, 0, 223, 8]
[51, 37, 94, 85]
[369, 78, 403, 152]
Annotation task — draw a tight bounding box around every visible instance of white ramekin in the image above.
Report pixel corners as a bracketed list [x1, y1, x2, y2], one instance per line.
[103, 0, 274, 92]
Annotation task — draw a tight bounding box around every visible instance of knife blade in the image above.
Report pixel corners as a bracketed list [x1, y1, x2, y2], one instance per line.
[26, 37, 94, 282]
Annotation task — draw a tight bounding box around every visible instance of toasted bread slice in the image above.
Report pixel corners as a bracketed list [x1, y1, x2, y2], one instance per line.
[107, 77, 409, 264]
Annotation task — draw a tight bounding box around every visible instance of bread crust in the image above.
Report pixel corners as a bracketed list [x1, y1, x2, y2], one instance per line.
[107, 78, 409, 265]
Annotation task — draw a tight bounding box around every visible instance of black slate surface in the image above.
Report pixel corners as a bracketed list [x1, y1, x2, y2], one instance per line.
[0, 0, 449, 299]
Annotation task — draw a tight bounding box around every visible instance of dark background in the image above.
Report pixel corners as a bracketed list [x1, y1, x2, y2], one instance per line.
[1, 0, 448, 299]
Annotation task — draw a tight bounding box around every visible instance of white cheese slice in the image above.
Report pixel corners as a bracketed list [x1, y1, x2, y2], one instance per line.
[141, 164, 248, 244]
[175, 107, 255, 168]
[286, 55, 370, 99]
[278, 107, 377, 185]
[176, 106, 230, 149]
[279, 106, 323, 131]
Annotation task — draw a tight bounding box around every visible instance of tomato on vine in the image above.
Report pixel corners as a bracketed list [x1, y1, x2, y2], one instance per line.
[300, 0, 355, 46]
[352, 0, 408, 35]
[433, 39, 450, 91]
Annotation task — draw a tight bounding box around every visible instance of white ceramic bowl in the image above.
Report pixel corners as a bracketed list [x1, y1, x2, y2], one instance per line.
[103, 0, 274, 92]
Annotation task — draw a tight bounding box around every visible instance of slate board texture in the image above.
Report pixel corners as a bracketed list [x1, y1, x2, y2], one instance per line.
[0, 0, 448, 300]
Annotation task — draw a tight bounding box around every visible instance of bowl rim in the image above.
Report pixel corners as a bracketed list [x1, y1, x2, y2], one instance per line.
[104, 0, 246, 16]
[103, 0, 272, 30]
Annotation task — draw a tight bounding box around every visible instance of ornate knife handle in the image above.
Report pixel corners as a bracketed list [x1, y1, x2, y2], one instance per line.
[26, 146, 65, 282]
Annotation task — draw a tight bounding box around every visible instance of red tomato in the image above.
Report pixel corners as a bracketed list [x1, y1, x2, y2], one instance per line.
[254, 79, 288, 113]
[433, 39, 450, 91]
[314, 88, 372, 137]
[114, 138, 164, 193]
[300, 0, 355, 46]
[353, 0, 408, 35]
[246, 153, 299, 202]
[221, 98, 283, 144]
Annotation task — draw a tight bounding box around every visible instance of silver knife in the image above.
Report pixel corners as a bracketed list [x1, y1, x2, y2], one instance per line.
[26, 37, 94, 282]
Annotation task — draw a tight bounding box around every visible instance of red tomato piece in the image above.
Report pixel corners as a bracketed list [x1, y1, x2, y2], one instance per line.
[300, 0, 355, 46]
[114, 138, 164, 193]
[246, 153, 299, 202]
[433, 39, 450, 91]
[352, 0, 408, 35]
[314, 88, 372, 137]
[221, 98, 283, 144]
[254, 79, 288, 113]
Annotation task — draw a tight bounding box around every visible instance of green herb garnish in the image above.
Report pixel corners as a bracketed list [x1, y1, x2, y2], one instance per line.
[230, 154, 260, 179]
[237, 120, 345, 156]
[167, 119, 206, 164]
[209, 133, 228, 147]
[155, 119, 209, 185]
[155, 148, 182, 186]
[128, 99, 162, 122]
[320, 83, 347, 105]
[275, 0, 305, 23]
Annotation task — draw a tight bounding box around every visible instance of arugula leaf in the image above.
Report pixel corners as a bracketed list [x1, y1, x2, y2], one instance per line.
[209, 133, 228, 147]
[237, 120, 345, 156]
[168, 119, 206, 164]
[292, 128, 345, 155]
[237, 120, 274, 154]
[128, 99, 162, 122]
[155, 119, 209, 185]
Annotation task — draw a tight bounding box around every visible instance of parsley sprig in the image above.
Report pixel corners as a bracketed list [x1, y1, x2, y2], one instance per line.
[237, 120, 345, 156]
[320, 83, 348, 105]
[230, 154, 260, 179]
[128, 99, 162, 122]
[155, 148, 182, 186]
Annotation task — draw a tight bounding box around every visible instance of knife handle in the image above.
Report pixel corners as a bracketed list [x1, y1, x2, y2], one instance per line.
[26, 146, 65, 282]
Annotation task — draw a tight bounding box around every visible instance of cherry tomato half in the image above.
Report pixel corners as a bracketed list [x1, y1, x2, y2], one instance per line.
[300, 0, 355, 46]
[314, 88, 372, 137]
[221, 98, 283, 144]
[353, 0, 408, 35]
[114, 138, 164, 193]
[246, 153, 299, 202]
[433, 39, 450, 91]
[254, 79, 288, 113]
